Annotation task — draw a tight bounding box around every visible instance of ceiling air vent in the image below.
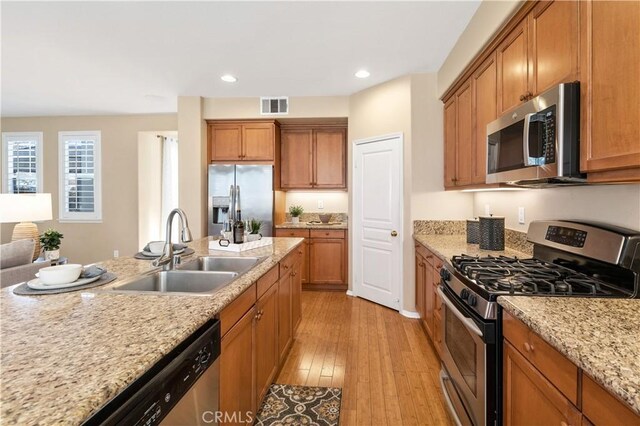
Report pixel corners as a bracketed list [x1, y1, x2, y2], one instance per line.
[260, 97, 288, 115]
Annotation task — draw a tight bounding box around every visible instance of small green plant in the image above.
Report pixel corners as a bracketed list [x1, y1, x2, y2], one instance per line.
[39, 228, 64, 251]
[249, 218, 262, 234]
[289, 205, 304, 217]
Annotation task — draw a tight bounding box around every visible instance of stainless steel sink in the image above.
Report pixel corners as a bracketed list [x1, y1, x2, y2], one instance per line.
[178, 256, 262, 274]
[109, 270, 238, 295]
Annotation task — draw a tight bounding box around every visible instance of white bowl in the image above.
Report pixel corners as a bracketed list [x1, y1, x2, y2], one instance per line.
[38, 264, 83, 285]
[147, 241, 166, 254]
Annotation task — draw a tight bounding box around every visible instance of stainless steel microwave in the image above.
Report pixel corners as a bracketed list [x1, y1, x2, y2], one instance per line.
[486, 82, 584, 186]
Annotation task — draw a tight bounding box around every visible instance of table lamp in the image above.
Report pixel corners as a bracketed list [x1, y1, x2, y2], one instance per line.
[0, 193, 53, 261]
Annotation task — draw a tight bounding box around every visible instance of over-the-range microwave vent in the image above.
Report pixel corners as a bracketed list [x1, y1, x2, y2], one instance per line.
[260, 96, 288, 115]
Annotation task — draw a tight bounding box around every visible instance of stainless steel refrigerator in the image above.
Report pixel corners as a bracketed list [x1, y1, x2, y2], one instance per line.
[208, 164, 274, 237]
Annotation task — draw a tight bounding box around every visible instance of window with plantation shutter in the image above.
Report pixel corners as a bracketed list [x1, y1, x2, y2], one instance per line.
[58, 131, 102, 222]
[2, 132, 43, 194]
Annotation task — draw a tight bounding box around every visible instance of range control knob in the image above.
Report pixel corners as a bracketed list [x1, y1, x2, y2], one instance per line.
[440, 269, 451, 281]
[460, 289, 469, 299]
[467, 294, 477, 307]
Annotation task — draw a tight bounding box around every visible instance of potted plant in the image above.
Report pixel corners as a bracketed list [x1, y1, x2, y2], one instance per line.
[289, 205, 304, 223]
[40, 228, 64, 261]
[247, 219, 262, 242]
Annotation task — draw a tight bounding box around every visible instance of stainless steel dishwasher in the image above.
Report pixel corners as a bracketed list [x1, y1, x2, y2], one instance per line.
[85, 319, 220, 426]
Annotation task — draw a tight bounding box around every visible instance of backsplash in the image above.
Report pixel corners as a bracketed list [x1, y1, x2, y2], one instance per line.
[284, 212, 348, 223]
[413, 219, 533, 255]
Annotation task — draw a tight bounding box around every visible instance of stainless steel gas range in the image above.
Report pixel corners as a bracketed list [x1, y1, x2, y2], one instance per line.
[438, 220, 640, 426]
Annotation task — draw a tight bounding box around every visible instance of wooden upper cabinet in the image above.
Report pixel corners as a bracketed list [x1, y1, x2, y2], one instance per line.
[497, 18, 530, 115]
[280, 125, 347, 190]
[314, 129, 346, 188]
[472, 54, 497, 185]
[210, 124, 242, 161]
[529, 0, 579, 95]
[455, 82, 473, 187]
[280, 129, 314, 189]
[208, 120, 278, 163]
[580, 0, 640, 180]
[444, 97, 457, 189]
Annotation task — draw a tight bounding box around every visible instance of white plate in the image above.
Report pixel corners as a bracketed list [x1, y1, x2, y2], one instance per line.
[27, 275, 101, 291]
[141, 248, 185, 257]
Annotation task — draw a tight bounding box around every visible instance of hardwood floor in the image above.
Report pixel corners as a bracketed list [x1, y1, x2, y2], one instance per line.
[276, 291, 454, 425]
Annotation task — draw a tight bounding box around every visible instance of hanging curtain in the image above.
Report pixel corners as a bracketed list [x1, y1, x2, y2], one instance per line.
[161, 136, 179, 240]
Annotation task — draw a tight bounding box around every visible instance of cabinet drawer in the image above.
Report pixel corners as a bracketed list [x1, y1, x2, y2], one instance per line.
[280, 251, 298, 276]
[219, 283, 257, 337]
[415, 243, 435, 265]
[256, 265, 279, 299]
[503, 311, 579, 404]
[310, 229, 345, 239]
[275, 229, 310, 238]
[582, 374, 640, 426]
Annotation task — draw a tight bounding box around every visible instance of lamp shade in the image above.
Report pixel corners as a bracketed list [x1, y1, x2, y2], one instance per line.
[0, 193, 53, 223]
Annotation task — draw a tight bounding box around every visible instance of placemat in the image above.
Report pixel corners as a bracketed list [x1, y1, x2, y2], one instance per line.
[13, 272, 118, 296]
[133, 247, 195, 260]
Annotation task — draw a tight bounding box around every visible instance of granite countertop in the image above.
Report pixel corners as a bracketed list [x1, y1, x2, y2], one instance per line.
[0, 236, 303, 426]
[499, 296, 640, 415]
[413, 234, 531, 262]
[276, 222, 348, 230]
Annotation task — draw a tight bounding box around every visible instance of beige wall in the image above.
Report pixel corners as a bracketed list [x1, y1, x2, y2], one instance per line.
[0, 114, 177, 264]
[284, 192, 348, 213]
[474, 185, 640, 231]
[203, 96, 349, 119]
[437, 0, 522, 97]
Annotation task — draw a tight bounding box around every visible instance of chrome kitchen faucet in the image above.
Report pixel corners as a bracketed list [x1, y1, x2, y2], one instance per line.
[153, 208, 193, 271]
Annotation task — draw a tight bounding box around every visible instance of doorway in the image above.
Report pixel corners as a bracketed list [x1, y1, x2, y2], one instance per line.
[352, 133, 403, 311]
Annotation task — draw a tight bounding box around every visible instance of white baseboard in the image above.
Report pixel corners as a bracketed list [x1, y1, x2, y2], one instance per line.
[400, 309, 420, 319]
[346, 290, 356, 297]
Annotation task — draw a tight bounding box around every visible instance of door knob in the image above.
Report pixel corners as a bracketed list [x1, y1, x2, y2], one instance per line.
[391, 231, 398, 237]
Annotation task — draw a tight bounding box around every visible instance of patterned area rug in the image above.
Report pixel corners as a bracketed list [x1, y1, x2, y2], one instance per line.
[254, 384, 342, 426]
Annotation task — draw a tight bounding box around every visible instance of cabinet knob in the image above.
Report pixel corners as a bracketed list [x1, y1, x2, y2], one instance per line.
[524, 342, 534, 352]
[560, 422, 568, 426]
[520, 94, 526, 101]
[283, 264, 289, 269]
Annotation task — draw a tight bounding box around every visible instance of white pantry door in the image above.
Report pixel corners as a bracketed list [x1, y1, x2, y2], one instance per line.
[353, 134, 403, 311]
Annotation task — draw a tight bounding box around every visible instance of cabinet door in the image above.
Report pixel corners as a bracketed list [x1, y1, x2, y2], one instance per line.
[455, 82, 473, 186]
[423, 262, 434, 339]
[314, 129, 346, 189]
[280, 130, 313, 189]
[497, 19, 530, 115]
[472, 54, 497, 185]
[580, 0, 640, 177]
[255, 284, 278, 404]
[291, 259, 302, 332]
[210, 124, 242, 161]
[503, 342, 581, 426]
[277, 271, 292, 363]
[444, 97, 457, 188]
[415, 252, 425, 319]
[529, 0, 579, 96]
[301, 240, 309, 284]
[220, 307, 256, 424]
[242, 123, 275, 161]
[309, 238, 345, 284]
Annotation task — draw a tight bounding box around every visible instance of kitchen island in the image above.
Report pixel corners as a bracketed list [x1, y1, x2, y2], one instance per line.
[0, 236, 303, 425]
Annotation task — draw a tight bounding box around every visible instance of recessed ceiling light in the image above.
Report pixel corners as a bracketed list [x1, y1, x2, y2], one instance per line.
[355, 69, 370, 79]
[221, 74, 237, 83]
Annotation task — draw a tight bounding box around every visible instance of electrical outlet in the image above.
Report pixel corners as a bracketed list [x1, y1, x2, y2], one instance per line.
[518, 207, 525, 224]
[317, 200, 324, 209]
[113, 250, 119, 258]
[484, 204, 491, 215]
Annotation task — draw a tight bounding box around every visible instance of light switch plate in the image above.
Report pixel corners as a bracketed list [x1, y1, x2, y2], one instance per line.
[318, 200, 324, 209]
[484, 204, 491, 215]
[518, 207, 525, 224]
[113, 250, 119, 258]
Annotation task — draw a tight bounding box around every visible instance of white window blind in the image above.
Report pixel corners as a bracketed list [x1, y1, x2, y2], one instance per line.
[58, 131, 102, 222]
[2, 132, 43, 193]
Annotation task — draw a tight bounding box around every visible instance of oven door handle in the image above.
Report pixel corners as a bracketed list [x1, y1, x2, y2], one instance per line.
[437, 287, 483, 338]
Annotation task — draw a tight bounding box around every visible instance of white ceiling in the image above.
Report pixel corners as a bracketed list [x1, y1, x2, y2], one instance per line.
[1, 1, 480, 117]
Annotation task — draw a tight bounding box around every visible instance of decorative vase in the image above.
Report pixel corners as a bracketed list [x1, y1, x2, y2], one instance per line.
[292, 217, 300, 224]
[44, 249, 60, 261]
[246, 233, 262, 242]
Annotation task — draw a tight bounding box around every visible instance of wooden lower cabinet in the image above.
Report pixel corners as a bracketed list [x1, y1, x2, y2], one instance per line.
[291, 259, 302, 331]
[277, 269, 292, 363]
[503, 341, 581, 426]
[309, 238, 345, 285]
[255, 283, 279, 405]
[415, 253, 426, 319]
[414, 242, 442, 345]
[219, 307, 256, 425]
